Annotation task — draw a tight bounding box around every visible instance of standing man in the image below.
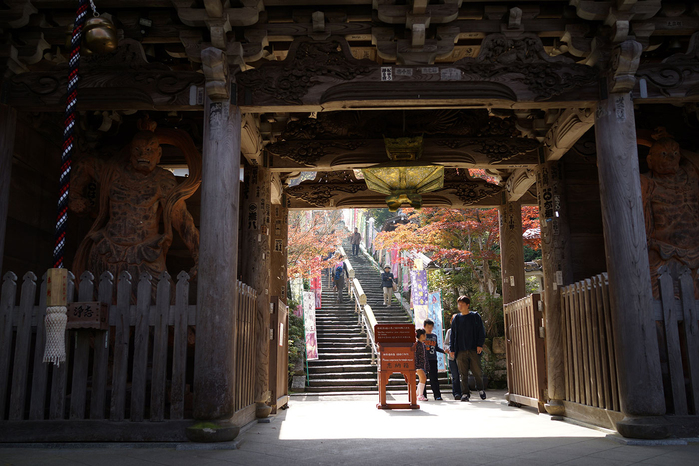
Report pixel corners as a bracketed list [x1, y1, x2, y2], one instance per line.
[444, 313, 462, 400]
[334, 255, 348, 303]
[381, 266, 395, 307]
[350, 228, 362, 256]
[449, 296, 486, 402]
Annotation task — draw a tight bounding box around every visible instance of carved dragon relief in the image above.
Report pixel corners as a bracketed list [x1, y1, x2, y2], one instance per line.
[236, 37, 375, 104]
[455, 33, 598, 101]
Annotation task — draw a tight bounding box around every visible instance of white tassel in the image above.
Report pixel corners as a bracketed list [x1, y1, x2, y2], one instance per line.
[43, 306, 68, 366]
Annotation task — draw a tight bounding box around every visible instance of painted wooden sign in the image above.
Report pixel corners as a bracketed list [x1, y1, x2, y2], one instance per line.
[66, 302, 109, 330]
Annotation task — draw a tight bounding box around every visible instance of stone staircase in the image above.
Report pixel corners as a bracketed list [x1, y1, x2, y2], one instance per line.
[307, 243, 453, 394]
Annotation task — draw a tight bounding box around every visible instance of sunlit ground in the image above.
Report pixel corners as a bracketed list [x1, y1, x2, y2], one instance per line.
[279, 390, 607, 441]
[1, 390, 698, 466]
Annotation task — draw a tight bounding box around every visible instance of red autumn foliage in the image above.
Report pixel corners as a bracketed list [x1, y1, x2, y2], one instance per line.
[287, 211, 345, 279]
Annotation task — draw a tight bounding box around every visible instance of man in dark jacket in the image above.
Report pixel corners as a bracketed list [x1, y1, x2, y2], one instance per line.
[449, 295, 486, 401]
[380, 266, 394, 307]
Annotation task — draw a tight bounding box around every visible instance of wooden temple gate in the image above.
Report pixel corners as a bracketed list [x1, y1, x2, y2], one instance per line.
[1, 0, 699, 442]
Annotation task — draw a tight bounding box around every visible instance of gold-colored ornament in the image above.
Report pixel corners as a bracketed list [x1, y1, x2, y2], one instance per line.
[362, 136, 445, 212]
[83, 16, 118, 54]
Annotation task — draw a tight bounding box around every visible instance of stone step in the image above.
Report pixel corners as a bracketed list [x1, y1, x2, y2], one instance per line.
[315, 352, 374, 359]
[307, 364, 375, 373]
[308, 371, 377, 380]
[307, 358, 374, 366]
[319, 347, 371, 353]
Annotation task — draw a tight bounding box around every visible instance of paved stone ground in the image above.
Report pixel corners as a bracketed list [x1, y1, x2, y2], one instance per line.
[1, 390, 697, 466]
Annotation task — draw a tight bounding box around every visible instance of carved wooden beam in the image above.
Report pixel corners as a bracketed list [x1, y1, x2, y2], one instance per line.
[283, 169, 538, 210]
[0, 0, 37, 29]
[267, 137, 540, 172]
[236, 34, 599, 112]
[635, 31, 699, 104]
[7, 39, 204, 111]
[543, 107, 595, 161]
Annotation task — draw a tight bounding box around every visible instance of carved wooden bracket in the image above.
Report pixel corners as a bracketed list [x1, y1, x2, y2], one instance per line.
[543, 107, 595, 161]
[241, 113, 263, 166]
[201, 47, 229, 101]
[505, 168, 537, 202]
[611, 40, 642, 93]
[173, 0, 263, 50]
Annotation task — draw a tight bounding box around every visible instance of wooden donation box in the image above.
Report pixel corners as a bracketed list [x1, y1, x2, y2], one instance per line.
[375, 323, 419, 409]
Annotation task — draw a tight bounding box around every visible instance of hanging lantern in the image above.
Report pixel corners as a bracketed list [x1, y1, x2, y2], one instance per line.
[362, 136, 444, 212]
[83, 16, 118, 54]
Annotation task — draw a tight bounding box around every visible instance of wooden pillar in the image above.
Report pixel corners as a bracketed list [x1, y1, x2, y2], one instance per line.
[189, 48, 241, 442]
[536, 161, 574, 415]
[268, 199, 288, 413]
[595, 92, 665, 427]
[0, 104, 17, 275]
[241, 161, 272, 418]
[499, 200, 526, 304]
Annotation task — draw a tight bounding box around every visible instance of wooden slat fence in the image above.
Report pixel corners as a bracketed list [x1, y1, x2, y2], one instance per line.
[503, 293, 547, 412]
[560, 273, 620, 412]
[0, 268, 259, 441]
[654, 267, 699, 416]
[235, 282, 257, 413]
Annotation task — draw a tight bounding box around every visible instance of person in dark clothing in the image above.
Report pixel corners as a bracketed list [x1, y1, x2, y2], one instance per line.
[444, 313, 462, 400]
[380, 266, 395, 307]
[449, 295, 486, 401]
[350, 228, 362, 256]
[414, 329, 428, 402]
[422, 319, 446, 401]
[333, 256, 348, 303]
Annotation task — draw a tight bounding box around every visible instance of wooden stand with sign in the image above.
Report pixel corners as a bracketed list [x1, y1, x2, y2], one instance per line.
[375, 323, 419, 410]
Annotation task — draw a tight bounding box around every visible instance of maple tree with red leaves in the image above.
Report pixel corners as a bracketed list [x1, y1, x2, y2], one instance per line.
[287, 210, 345, 279]
[374, 206, 541, 295]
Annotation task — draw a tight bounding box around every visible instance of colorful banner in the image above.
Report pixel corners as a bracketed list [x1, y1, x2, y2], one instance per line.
[291, 278, 304, 316]
[310, 274, 322, 309]
[303, 291, 318, 360]
[411, 269, 429, 329]
[428, 291, 446, 371]
[390, 248, 400, 280]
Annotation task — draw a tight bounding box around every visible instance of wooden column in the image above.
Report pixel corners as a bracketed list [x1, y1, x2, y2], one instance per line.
[189, 48, 241, 442]
[0, 104, 17, 275]
[536, 161, 574, 415]
[241, 161, 272, 418]
[268, 199, 288, 414]
[499, 200, 526, 304]
[595, 92, 665, 424]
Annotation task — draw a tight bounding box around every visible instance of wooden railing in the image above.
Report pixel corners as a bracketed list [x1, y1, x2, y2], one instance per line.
[654, 267, 699, 415]
[0, 268, 258, 441]
[503, 293, 546, 412]
[560, 274, 621, 412]
[349, 276, 378, 364]
[234, 281, 257, 413]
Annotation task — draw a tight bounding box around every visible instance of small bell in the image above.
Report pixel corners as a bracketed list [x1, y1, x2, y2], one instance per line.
[83, 16, 118, 54]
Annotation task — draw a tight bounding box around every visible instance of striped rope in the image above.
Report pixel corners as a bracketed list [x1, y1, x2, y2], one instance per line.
[53, 0, 89, 268]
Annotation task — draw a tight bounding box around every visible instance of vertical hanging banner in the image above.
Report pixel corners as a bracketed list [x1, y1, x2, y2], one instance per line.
[291, 277, 304, 316]
[411, 269, 429, 329]
[311, 273, 322, 309]
[303, 291, 319, 360]
[428, 291, 446, 371]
